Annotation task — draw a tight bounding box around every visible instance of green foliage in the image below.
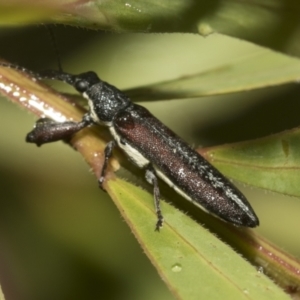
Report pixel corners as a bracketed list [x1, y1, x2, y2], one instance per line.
[0, 1, 300, 299]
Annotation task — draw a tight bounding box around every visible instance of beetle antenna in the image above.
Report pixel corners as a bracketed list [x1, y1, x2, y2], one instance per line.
[46, 25, 63, 73]
[0, 62, 75, 85]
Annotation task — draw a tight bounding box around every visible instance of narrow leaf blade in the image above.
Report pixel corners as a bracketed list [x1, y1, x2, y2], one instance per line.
[107, 178, 290, 300]
[126, 43, 300, 101]
[201, 128, 300, 197]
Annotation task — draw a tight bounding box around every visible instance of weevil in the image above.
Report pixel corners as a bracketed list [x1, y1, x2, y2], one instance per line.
[0, 64, 259, 230]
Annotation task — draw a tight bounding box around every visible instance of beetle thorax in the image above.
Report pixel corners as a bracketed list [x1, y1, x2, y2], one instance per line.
[83, 81, 131, 125]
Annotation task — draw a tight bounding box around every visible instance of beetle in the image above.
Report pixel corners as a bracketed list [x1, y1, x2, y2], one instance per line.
[0, 63, 259, 230]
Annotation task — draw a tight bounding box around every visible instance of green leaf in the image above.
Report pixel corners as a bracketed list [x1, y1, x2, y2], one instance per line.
[0, 0, 300, 57]
[0, 2, 58, 25]
[125, 41, 300, 101]
[107, 178, 290, 300]
[1, 50, 300, 299]
[201, 128, 300, 197]
[196, 0, 300, 57]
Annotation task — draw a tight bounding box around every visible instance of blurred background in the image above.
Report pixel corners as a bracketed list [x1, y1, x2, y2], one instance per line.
[0, 26, 300, 300]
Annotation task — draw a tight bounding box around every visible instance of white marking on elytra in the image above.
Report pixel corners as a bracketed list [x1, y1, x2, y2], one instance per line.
[191, 158, 249, 212]
[154, 167, 212, 215]
[109, 126, 149, 168]
[225, 189, 250, 212]
[178, 168, 186, 178]
[205, 167, 249, 212]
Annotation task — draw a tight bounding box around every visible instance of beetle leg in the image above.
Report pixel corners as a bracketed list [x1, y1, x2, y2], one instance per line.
[98, 140, 116, 190]
[26, 113, 93, 146]
[145, 165, 164, 231]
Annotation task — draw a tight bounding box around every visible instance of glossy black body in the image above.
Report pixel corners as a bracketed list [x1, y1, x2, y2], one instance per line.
[0, 65, 259, 228]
